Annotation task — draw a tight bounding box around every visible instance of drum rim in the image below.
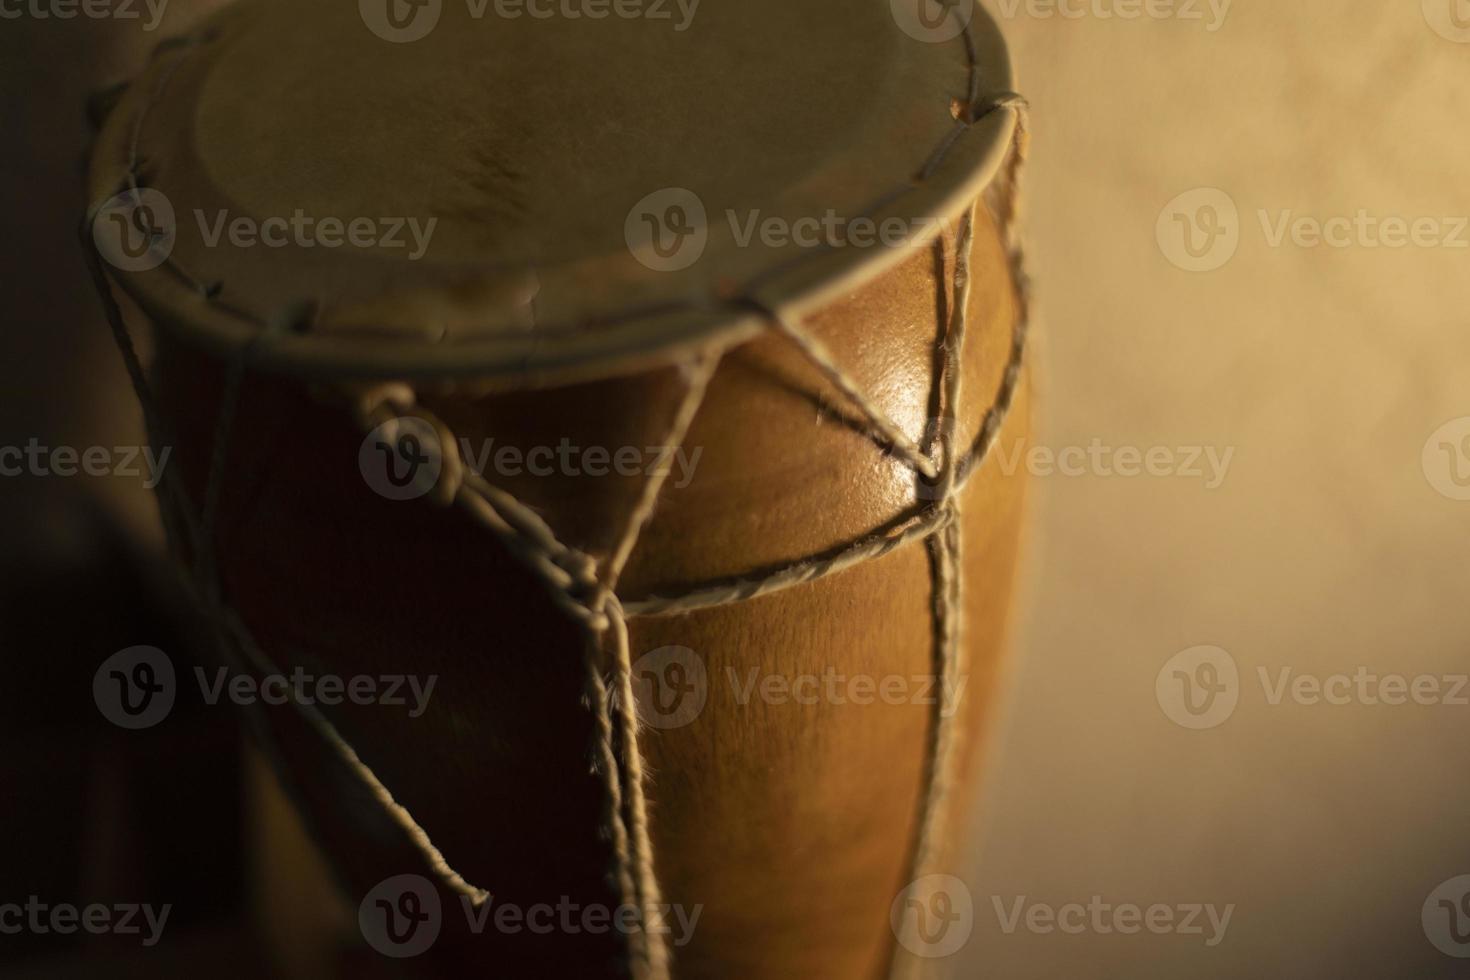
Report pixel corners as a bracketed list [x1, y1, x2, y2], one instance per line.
[86, 3, 1017, 386]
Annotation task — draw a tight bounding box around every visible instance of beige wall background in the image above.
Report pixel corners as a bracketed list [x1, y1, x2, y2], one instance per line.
[960, 2, 1470, 977]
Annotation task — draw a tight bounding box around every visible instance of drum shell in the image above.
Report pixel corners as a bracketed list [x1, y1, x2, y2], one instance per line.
[136, 206, 1029, 979]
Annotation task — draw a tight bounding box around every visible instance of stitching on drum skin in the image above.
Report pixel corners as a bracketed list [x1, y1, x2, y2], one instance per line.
[85, 19, 1032, 980]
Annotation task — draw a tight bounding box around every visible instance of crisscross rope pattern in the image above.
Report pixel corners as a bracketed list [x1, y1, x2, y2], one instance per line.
[83, 17, 1031, 980]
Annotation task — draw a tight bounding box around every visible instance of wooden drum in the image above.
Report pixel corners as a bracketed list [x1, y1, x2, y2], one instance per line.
[84, 1, 1031, 977]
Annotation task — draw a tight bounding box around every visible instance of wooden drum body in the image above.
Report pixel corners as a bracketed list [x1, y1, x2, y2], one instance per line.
[84, 1, 1031, 977]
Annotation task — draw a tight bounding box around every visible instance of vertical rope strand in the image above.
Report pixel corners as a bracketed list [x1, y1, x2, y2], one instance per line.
[889, 204, 977, 980]
[589, 352, 720, 980]
[889, 95, 1031, 980]
[914, 515, 964, 878]
[604, 597, 664, 980]
[583, 632, 645, 968]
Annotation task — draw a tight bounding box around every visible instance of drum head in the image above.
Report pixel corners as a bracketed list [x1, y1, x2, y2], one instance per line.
[89, 0, 1015, 383]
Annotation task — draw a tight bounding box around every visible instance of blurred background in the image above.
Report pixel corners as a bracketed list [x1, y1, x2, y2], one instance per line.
[968, 3, 1470, 978]
[2, 0, 1467, 976]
